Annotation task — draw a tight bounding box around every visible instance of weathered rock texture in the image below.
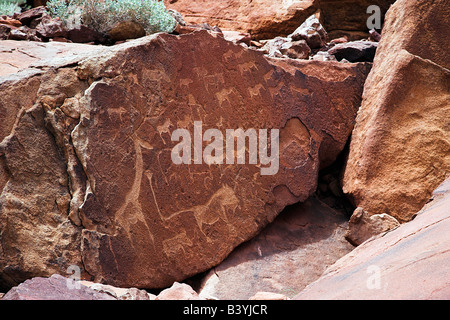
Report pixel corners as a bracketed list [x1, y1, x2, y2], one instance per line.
[342, 0, 450, 222]
[328, 40, 378, 62]
[0, 41, 106, 291]
[0, 30, 371, 289]
[320, 0, 395, 39]
[165, 0, 319, 40]
[197, 197, 354, 300]
[155, 282, 202, 300]
[345, 207, 400, 246]
[0, 40, 105, 78]
[2, 274, 116, 300]
[295, 177, 450, 300]
[80, 280, 155, 300]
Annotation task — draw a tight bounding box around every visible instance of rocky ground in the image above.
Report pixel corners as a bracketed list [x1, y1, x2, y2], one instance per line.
[0, 0, 448, 300]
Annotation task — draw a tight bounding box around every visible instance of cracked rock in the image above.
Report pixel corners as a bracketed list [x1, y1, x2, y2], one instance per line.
[0, 30, 371, 289]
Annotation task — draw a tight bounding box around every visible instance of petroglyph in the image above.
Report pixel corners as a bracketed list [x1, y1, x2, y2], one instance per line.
[0, 31, 371, 289]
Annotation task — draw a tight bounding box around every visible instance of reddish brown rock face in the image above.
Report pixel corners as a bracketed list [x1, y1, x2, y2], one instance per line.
[165, 0, 319, 40]
[320, 0, 395, 38]
[2, 274, 116, 300]
[295, 178, 450, 300]
[0, 31, 370, 289]
[342, 0, 450, 223]
[197, 198, 354, 300]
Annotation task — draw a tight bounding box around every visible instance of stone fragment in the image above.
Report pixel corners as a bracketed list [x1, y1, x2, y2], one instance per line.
[369, 29, 381, 42]
[165, 0, 320, 40]
[107, 20, 146, 42]
[279, 40, 311, 59]
[0, 18, 21, 28]
[328, 40, 378, 62]
[345, 207, 400, 246]
[17, 6, 46, 26]
[249, 292, 289, 300]
[68, 25, 105, 43]
[312, 51, 337, 61]
[289, 15, 327, 49]
[261, 36, 290, 57]
[222, 30, 251, 46]
[35, 13, 67, 39]
[155, 282, 202, 300]
[197, 198, 354, 300]
[80, 281, 155, 300]
[2, 274, 116, 300]
[320, 0, 395, 40]
[342, 0, 450, 222]
[0, 31, 371, 289]
[295, 178, 450, 300]
[8, 28, 27, 40]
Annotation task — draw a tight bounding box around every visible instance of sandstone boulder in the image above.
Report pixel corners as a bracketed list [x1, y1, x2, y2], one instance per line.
[295, 178, 450, 299]
[107, 21, 146, 42]
[249, 292, 289, 300]
[289, 15, 327, 49]
[2, 274, 116, 300]
[0, 30, 371, 290]
[222, 30, 252, 46]
[261, 36, 290, 58]
[80, 280, 155, 300]
[328, 40, 378, 62]
[345, 207, 400, 246]
[67, 25, 105, 44]
[342, 0, 450, 222]
[279, 40, 311, 60]
[320, 0, 395, 40]
[197, 198, 354, 300]
[164, 0, 319, 40]
[35, 13, 67, 39]
[0, 40, 105, 78]
[155, 282, 202, 300]
[16, 6, 46, 26]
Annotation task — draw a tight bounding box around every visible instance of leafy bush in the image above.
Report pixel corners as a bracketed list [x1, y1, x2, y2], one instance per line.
[47, 0, 177, 35]
[0, 0, 26, 16]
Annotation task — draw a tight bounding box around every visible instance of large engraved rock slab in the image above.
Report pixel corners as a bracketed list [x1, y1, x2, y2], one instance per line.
[0, 30, 370, 289]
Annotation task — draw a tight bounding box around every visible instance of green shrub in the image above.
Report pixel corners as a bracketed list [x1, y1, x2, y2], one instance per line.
[0, 0, 26, 16]
[47, 0, 177, 35]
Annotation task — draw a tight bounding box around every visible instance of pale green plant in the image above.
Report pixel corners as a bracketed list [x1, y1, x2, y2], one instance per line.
[47, 0, 177, 35]
[0, 0, 26, 16]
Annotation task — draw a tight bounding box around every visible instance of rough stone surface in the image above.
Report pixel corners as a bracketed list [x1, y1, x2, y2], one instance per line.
[328, 40, 378, 62]
[0, 40, 105, 78]
[0, 103, 85, 290]
[107, 21, 146, 42]
[289, 15, 327, 49]
[165, 0, 319, 40]
[68, 25, 105, 44]
[197, 197, 354, 300]
[222, 30, 252, 46]
[261, 36, 290, 58]
[80, 280, 155, 300]
[249, 292, 289, 300]
[0, 31, 371, 289]
[345, 207, 400, 246]
[295, 178, 450, 300]
[342, 0, 450, 222]
[155, 282, 202, 300]
[320, 0, 396, 39]
[17, 6, 47, 26]
[279, 40, 311, 59]
[35, 13, 67, 39]
[2, 274, 116, 300]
